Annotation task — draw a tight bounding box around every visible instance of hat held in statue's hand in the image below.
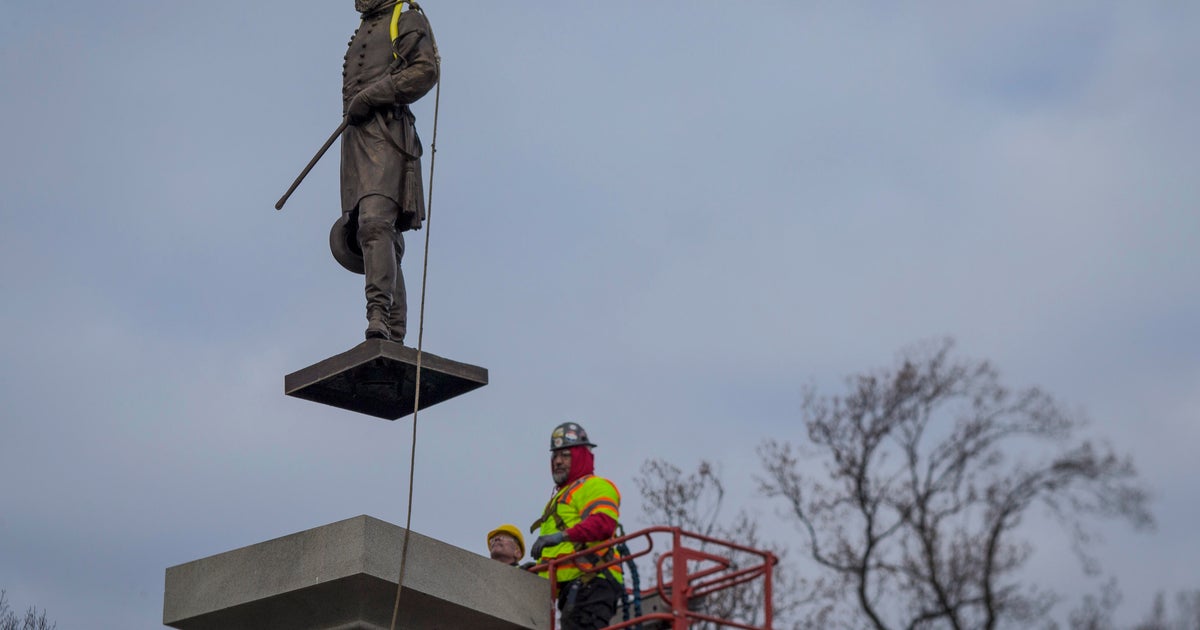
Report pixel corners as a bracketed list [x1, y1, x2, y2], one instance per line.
[330, 214, 365, 275]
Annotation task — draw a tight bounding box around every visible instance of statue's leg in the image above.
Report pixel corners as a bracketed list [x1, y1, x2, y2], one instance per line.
[387, 232, 407, 344]
[357, 194, 400, 340]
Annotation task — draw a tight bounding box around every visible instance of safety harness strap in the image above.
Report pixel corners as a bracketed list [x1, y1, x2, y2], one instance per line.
[530, 475, 591, 533]
[390, 1, 406, 58]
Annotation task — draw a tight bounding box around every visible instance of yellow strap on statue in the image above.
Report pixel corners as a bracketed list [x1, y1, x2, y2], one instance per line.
[390, 1, 406, 58]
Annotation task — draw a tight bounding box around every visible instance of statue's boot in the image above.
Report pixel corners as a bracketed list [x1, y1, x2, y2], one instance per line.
[365, 308, 389, 340]
[358, 195, 400, 341]
[387, 233, 408, 344]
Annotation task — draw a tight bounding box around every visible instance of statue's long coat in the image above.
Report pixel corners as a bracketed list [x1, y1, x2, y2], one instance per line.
[341, 2, 439, 230]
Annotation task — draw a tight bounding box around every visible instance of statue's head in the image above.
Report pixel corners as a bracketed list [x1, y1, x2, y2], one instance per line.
[355, 0, 390, 13]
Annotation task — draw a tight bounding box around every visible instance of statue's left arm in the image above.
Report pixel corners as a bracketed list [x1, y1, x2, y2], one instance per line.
[389, 12, 439, 104]
[347, 11, 439, 123]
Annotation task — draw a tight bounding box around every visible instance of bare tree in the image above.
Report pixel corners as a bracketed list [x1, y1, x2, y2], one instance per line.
[0, 591, 55, 630]
[757, 339, 1153, 630]
[1067, 579, 1121, 630]
[635, 459, 810, 628]
[1131, 591, 1200, 630]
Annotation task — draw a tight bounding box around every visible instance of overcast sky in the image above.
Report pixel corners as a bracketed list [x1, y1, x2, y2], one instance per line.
[1, 1, 1197, 628]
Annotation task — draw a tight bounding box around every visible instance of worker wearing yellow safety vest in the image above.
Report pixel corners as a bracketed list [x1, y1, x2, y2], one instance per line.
[529, 422, 623, 630]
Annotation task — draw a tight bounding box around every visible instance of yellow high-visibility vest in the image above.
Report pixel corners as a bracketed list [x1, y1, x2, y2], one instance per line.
[534, 475, 623, 583]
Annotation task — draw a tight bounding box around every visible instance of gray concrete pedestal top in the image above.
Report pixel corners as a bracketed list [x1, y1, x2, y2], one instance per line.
[163, 515, 549, 629]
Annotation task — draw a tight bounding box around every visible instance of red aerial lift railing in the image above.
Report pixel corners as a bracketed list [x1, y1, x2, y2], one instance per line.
[531, 525, 777, 630]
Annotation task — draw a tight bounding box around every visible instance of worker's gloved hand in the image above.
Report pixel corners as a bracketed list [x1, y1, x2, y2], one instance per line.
[346, 76, 395, 125]
[530, 532, 566, 560]
[519, 560, 538, 571]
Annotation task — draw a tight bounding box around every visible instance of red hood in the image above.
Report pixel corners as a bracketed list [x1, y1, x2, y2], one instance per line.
[558, 445, 594, 487]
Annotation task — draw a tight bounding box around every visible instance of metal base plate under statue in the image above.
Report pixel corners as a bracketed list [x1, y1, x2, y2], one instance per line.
[285, 340, 487, 420]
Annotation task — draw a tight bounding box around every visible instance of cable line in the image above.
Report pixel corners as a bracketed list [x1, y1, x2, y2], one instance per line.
[388, 5, 441, 627]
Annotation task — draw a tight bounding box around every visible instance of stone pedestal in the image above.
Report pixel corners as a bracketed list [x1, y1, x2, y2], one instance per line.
[285, 341, 488, 420]
[163, 515, 549, 629]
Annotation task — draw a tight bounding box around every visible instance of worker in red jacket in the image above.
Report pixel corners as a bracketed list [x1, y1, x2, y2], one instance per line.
[530, 422, 623, 630]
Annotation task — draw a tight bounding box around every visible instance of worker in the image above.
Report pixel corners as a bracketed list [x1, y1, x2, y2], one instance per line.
[529, 422, 623, 630]
[487, 524, 525, 566]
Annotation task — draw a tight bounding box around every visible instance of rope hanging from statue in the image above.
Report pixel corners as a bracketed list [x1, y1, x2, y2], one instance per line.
[388, 2, 440, 628]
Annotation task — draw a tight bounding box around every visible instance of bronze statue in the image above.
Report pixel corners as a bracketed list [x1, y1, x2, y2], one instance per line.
[334, 0, 439, 344]
[280, 2, 488, 421]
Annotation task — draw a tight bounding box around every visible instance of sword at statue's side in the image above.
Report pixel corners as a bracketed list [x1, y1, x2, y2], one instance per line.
[275, 117, 350, 211]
